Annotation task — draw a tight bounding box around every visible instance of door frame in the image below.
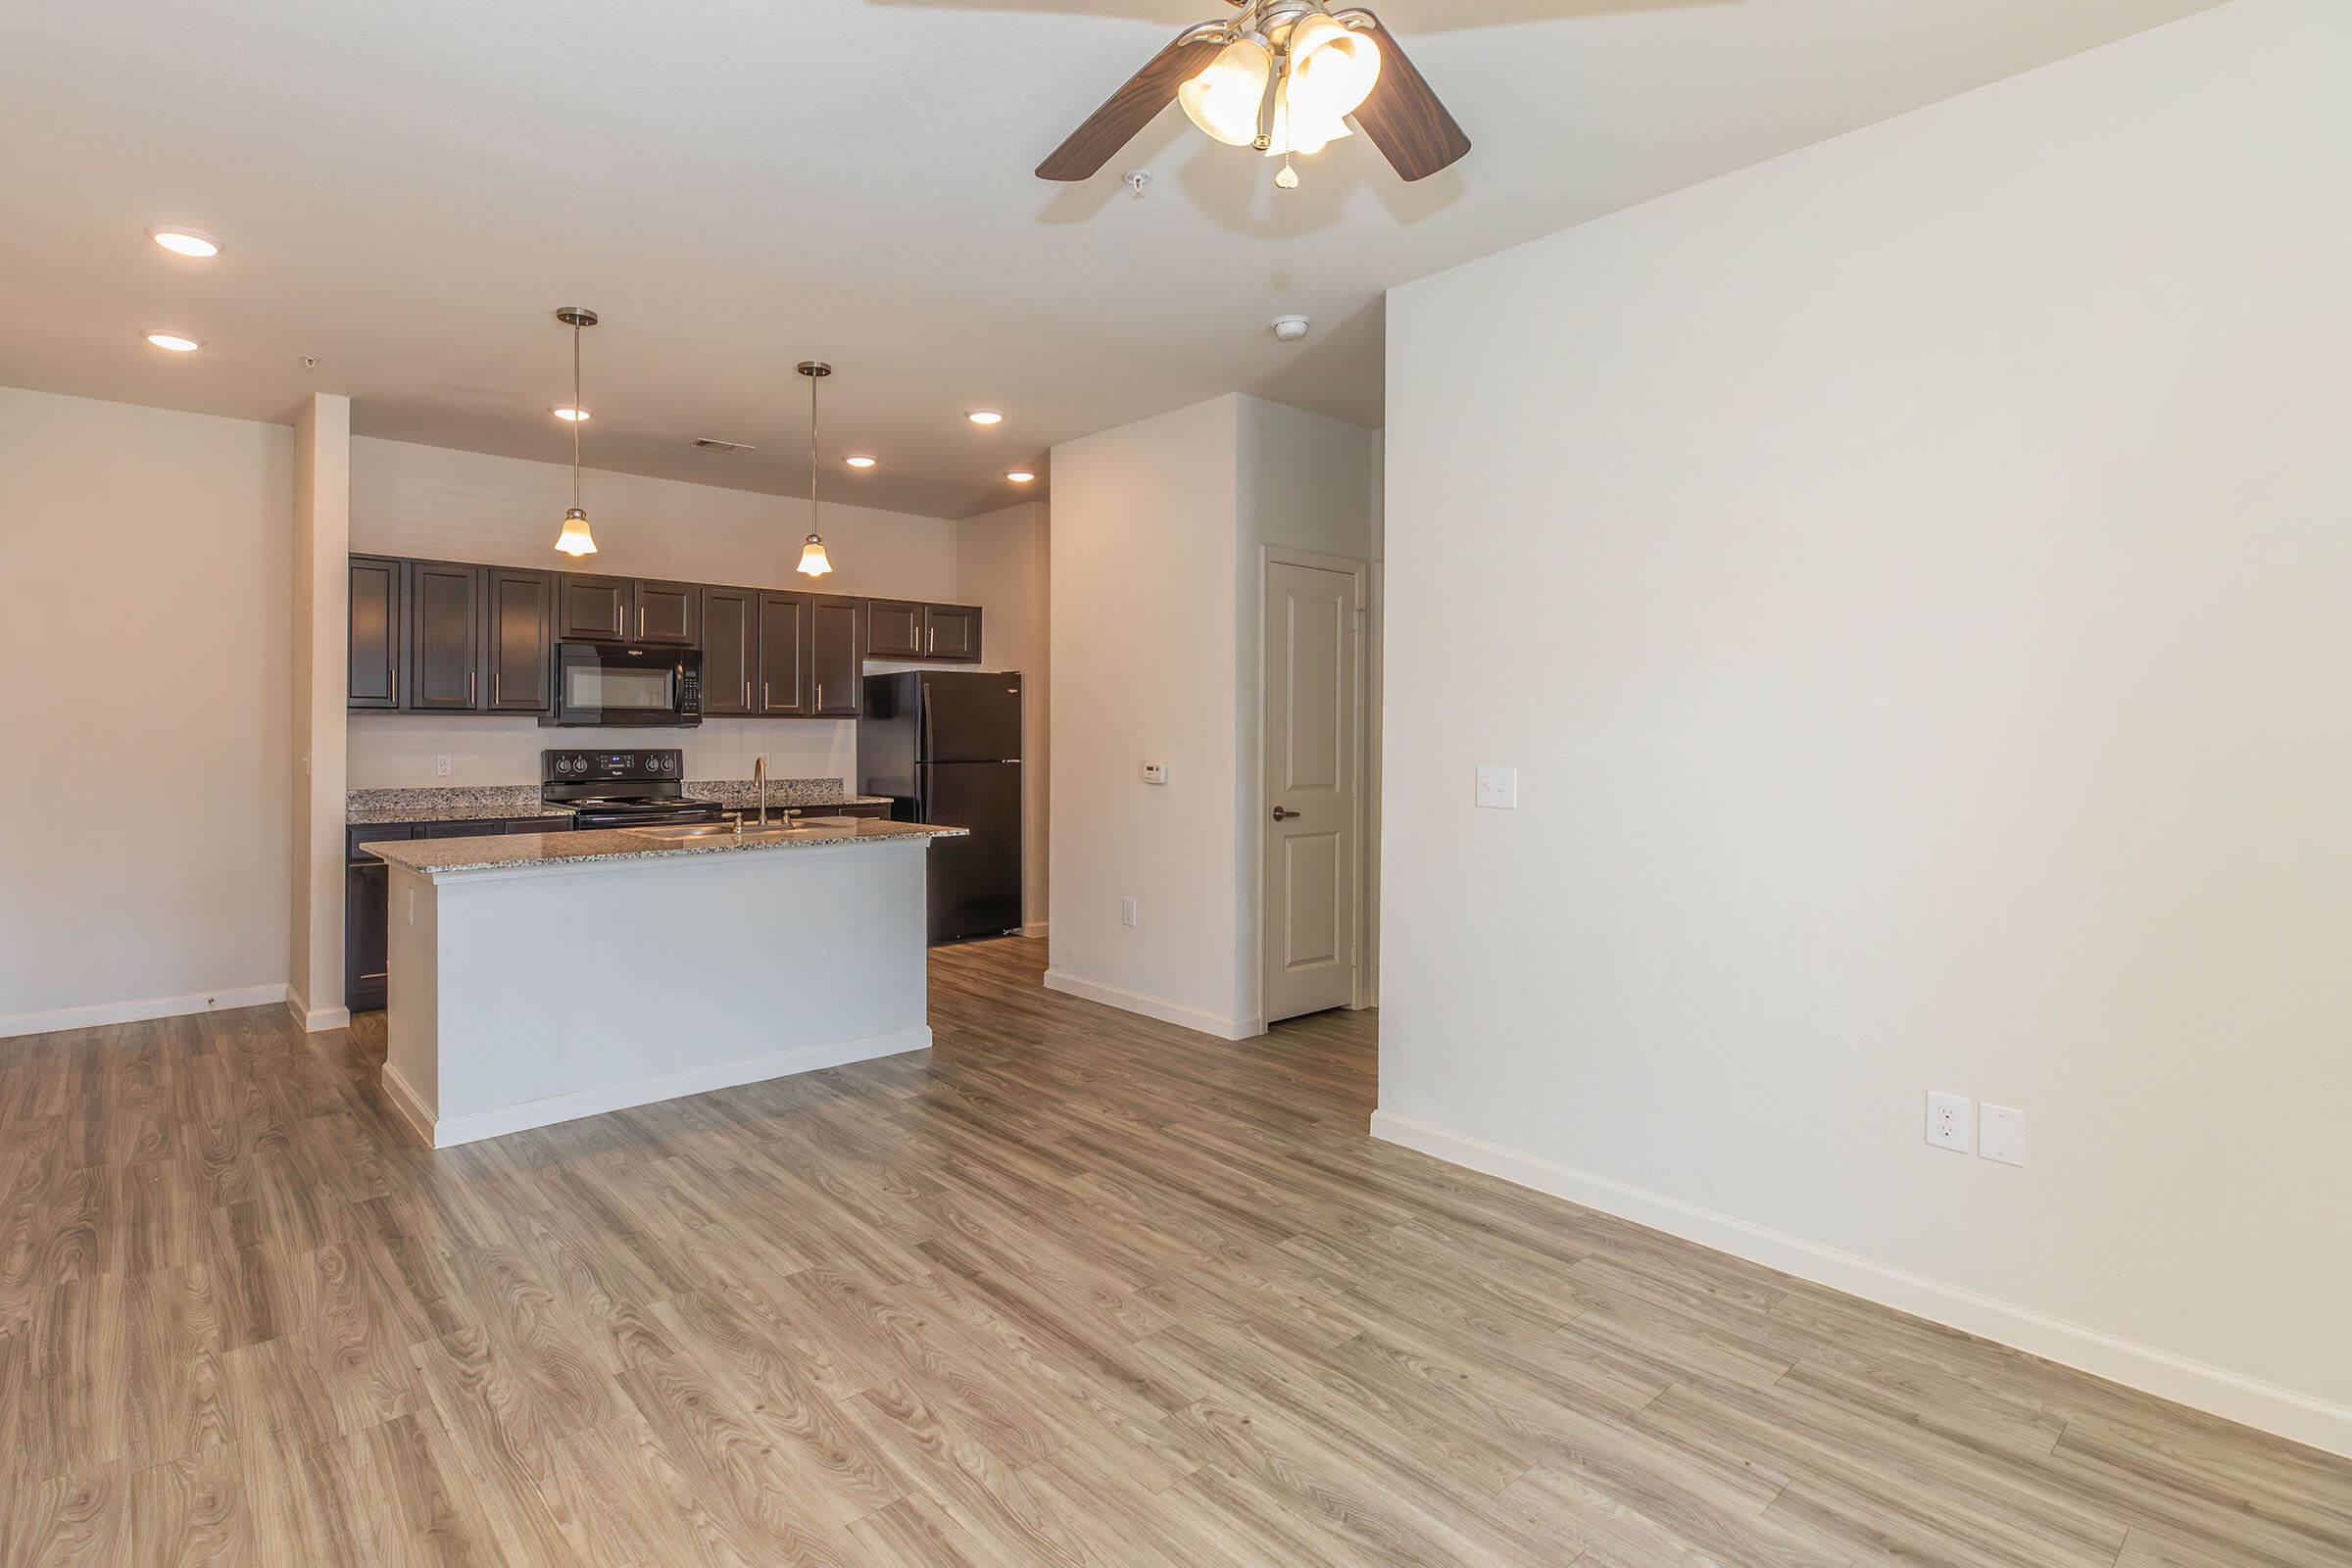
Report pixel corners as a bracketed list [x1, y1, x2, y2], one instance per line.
[1256, 546, 1372, 1025]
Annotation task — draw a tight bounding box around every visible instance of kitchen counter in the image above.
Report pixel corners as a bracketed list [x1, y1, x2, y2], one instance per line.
[377, 815, 959, 1150]
[347, 787, 574, 825]
[346, 779, 891, 824]
[368, 819, 963, 879]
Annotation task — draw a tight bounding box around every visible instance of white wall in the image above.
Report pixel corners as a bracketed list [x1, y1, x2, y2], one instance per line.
[1050, 395, 1247, 1034]
[0, 387, 294, 1034]
[1379, 0, 2352, 1454]
[345, 435, 960, 788]
[1235, 397, 1382, 1019]
[290, 395, 351, 1025]
[957, 501, 1051, 928]
[1049, 394, 1381, 1037]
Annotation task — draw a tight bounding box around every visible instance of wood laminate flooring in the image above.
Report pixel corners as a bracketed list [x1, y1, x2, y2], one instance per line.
[2, 936, 2346, 1565]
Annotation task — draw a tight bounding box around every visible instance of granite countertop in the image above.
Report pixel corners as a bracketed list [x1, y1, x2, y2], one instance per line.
[368, 819, 966, 879]
[346, 779, 889, 825]
[347, 787, 574, 825]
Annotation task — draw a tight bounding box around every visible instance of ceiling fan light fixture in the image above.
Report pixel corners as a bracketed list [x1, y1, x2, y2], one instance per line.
[1178, 35, 1272, 147]
[1287, 12, 1382, 123]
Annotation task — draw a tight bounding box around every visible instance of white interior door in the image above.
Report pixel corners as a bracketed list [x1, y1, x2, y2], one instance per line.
[1263, 560, 1360, 1024]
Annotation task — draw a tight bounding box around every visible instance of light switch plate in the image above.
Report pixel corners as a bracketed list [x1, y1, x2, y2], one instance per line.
[1927, 1091, 1973, 1152]
[1979, 1103, 2027, 1166]
[1475, 764, 1519, 809]
[1121, 899, 1139, 928]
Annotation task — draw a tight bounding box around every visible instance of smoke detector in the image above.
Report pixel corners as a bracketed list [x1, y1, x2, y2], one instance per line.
[691, 437, 758, 454]
[1272, 315, 1310, 342]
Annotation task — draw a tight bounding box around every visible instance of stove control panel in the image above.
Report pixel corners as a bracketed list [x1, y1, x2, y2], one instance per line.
[543, 749, 682, 783]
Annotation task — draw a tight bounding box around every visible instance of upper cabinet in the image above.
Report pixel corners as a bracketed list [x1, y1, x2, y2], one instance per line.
[556, 574, 631, 641]
[407, 562, 484, 710]
[483, 568, 554, 712]
[809, 597, 864, 716]
[350, 554, 985, 717]
[347, 558, 554, 714]
[634, 579, 701, 646]
[348, 557, 404, 710]
[922, 604, 982, 662]
[864, 599, 924, 660]
[701, 587, 757, 717]
[864, 598, 982, 663]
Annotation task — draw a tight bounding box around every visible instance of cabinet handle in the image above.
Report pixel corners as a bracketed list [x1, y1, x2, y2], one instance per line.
[927, 624, 935, 656]
[494, 670, 502, 708]
[637, 605, 645, 640]
[817, 682, 825, 712]
[744, 679, 752, 709]
[763, 682, 770, 711]
[467, 671, 475, 705]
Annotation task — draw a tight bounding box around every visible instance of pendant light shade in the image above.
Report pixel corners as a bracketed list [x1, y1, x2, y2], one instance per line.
[552, 307, 599, 557]
[555, 508, 597, 557]
[797, 360, 836, 578]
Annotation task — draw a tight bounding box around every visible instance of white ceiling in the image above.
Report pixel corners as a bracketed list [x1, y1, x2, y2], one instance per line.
[0, 0, 2221, 519]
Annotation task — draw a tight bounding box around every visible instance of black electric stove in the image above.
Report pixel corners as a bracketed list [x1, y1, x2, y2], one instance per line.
[542, 748, 724, 829]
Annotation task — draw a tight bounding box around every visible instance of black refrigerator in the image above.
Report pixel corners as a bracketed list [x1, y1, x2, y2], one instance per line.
[860, 671, 1024, 946]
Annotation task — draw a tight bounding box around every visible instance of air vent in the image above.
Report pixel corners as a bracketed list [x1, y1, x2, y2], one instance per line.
[691, 437, 758, 454]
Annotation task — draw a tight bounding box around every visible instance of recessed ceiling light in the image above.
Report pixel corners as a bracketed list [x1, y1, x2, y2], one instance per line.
[966, 410, 1004, 426]
[147, 225, 220, 259]
[144, 331, 202, 353]
[845, 455, 878, 469]
[1005, 470, 1037, 484]
[551, 406, 590, 421]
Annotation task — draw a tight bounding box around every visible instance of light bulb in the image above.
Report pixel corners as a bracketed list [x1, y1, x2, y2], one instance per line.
[554, 508, 598, 557]
[144, 331, 202, 353]
[1287, 14, 1382, 124]
[1179, 36, 1273, 147]
[797, 535, 834, 577]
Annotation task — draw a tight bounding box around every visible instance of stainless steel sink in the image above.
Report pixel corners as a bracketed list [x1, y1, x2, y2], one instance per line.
[625, 822, 802, 843]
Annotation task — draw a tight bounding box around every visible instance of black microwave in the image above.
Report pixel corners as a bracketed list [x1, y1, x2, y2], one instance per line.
[544, 642, 704, 727]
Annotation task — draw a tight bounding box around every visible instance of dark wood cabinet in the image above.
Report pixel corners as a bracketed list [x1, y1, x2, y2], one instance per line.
[345, 817, 569, 1012]
[810, 596, 864, 716]
[483, 567, 553, 712]
[633, 579, 700, 646]
[558, 573, 632, 641]
[348, 557, 404, 709]
[922, 603, 982, 662]
[702, 587, 757, 717]
[407, 562, 483, 710]
[758, 592, 811, 716]
[352, 552, 988, 723]
[864, 599, 924, 660]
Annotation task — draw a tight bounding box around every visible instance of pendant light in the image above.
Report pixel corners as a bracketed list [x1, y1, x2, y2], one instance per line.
[552, 307, 599, 557]
[796, 360, 835, 577]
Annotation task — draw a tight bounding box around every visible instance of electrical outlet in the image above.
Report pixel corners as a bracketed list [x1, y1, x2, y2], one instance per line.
[1979, 1103, 2027, 1166]
[1926, 1091, 1973, 1152]
[1121, 899, 1139, 928]
[434, 755, 453, 777]
[1475, 764, 1518, 809]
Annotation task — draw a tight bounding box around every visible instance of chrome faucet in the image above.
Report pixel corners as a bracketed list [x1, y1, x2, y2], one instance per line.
[754, 756, 770, 828]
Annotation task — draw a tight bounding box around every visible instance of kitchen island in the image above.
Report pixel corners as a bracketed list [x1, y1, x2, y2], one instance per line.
[368, 818, 966, 1148]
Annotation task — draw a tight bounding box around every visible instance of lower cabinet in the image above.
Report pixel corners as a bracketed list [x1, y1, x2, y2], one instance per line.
[345, 817, 568, 1012]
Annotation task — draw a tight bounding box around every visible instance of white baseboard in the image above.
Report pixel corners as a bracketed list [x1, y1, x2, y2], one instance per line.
[1370, 1110, 2352, 1461]
[1043, 969, 1262, 1041]
[1, 982, 290, 1042]
[382, 1025, 932, 1150]
[284, 985, 351, 1033]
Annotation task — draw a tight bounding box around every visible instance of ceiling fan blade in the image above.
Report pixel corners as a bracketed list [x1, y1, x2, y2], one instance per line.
[1036, 24, 1230, 182]
[1341, 10, 1472, 181]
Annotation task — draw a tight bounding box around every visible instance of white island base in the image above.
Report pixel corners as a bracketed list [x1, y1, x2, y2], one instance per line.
[379, 831, 944, 1148]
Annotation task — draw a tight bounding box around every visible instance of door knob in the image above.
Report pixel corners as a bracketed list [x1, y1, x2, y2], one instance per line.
[1271, 807, 1301, 821]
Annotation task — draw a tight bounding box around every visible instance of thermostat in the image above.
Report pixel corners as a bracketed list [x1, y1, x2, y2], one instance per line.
[1142, 761, 1169, 786]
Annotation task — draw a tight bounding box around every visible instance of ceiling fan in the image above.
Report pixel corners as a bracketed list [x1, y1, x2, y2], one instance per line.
[1036, 2, 1470, 189]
